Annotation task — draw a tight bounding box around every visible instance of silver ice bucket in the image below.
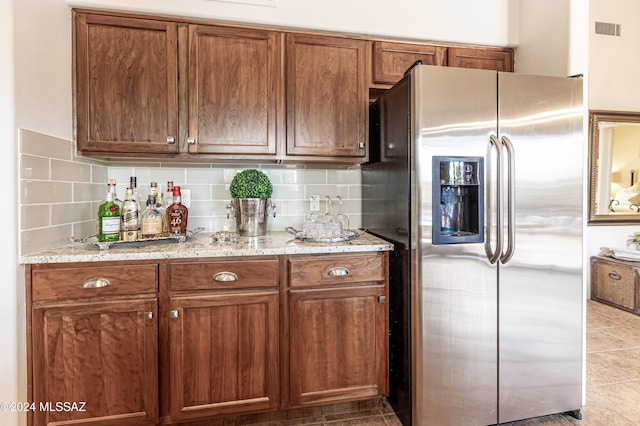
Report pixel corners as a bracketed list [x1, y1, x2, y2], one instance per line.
[229, 198, 276, 237]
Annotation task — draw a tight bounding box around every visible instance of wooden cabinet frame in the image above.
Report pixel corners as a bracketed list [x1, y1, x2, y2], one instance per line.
[72, 8, 513, 164]
[26, 251, 391, 425]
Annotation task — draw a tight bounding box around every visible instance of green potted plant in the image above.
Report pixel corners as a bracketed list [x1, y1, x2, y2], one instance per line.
[228, 169, 276, 237]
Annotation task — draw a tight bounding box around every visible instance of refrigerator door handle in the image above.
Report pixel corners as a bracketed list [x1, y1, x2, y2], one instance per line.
[500, 135, 516, 264]
[486, 135, 503, 264]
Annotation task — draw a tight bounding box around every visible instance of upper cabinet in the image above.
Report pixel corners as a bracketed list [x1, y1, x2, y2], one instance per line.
[75, 13, 179, 154]
[73, 9, 514, 164]
[187, 25, 281, 157]
[448, 46, 514, 72]
[372, 41, 447, 87]
[370, 41, 514, 88]
[285, 34, 368, 161]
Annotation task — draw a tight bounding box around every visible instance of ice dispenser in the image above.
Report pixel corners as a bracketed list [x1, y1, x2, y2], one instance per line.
[432, 156, 484, 244]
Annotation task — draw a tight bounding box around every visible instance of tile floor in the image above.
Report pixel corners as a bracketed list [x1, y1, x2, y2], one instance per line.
[182, 299, 640, 425]
[506, 299, 640, 426]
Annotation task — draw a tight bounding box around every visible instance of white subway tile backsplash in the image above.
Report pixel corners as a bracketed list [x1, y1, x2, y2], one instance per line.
[185, 167, 224, 184]
[273, 184, 305, 200]
[21, 205, 51, 230]
[51, 159, 92, 182]
[19, 131, 365, 256]
[21, 180, 73, 204]
[91, 164, 109, 183]
[51, 202, 94, 225]
[73, 182, 103, 203]
[20, 129, 74, 161]
[21, 155, 50, 180]
[72, 220, 98, 240]
[21, 224, 74, 255]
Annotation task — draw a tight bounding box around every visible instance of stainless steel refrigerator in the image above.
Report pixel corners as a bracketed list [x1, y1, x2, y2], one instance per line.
[362, 65, 584, 425]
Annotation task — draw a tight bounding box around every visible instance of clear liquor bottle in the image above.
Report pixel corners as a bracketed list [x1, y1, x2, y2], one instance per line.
[149, 181, 158, 200]
[98, 190, 121, 242]
[141, 194, 167, 239]
[129, 176, 141, 207]
[121, 187, 140, 241]
[166, 185, 188, 236]
[163, 180, 174, 209]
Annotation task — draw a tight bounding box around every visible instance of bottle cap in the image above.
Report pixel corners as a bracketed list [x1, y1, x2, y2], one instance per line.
[108, 179, 116, 185]
[173, 186, 181, 196]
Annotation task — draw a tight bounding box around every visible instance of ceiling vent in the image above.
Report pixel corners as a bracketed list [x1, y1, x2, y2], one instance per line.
[595, 21, 622, 37]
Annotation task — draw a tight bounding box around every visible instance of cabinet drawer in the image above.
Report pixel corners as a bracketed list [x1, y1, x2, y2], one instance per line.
[170, 258, 279, 291]
[32, 264, 158, 303]
[591, 258, 638, 311]
[288, 253, 386, 288]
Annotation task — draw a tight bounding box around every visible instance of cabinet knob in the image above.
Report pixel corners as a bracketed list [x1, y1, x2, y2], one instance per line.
[608, 271, 622, 280]
[378, 295, 386, 303]
[144, 312, 153, 320]
[327, 267, 350, 276]
[166, 136, 175, 144]
[213, 272, 238, 282]
[359, 142, 365, 149]
[170, 310, 179, 319]
[82, 277, 111, 289]
[187, 137, 196, 145]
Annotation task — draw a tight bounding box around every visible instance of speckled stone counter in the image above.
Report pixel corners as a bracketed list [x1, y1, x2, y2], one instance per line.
[20, 231, 393, 264]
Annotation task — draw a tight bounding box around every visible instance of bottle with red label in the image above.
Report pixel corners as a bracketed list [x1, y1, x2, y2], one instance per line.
[166, 185, 188, 235]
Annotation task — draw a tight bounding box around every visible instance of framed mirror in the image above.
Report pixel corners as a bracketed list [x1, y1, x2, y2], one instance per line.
[589, 110, 640, 224]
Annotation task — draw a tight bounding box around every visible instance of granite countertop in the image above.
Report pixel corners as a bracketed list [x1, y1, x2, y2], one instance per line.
[20, 230, 394, 264]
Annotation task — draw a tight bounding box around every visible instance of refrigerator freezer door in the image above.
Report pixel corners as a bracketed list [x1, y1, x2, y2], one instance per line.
[497, 73, 583, 423]
[412, 66, 499, 425]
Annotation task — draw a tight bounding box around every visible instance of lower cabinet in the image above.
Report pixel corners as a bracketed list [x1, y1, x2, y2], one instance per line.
[27, 252, 388, 425]
[286, 252, 389, 407]
[28, 262, 159, 426]
[167, 291, 279, 421]
[165, 257, 280, 422]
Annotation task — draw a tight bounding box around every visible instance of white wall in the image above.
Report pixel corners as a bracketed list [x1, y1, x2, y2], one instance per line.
[2, 0, 19, 423]
[516, 0, 572, 76]
[587, 0, 640, 259]
[69, 0, 517, 47]
[589, 0, 640, 110]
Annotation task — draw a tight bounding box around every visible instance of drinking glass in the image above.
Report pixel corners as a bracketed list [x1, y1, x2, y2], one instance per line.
[335, 196, 349, 234]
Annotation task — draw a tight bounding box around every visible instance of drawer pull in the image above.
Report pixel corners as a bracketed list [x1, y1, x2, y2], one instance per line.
[82, 277, 111, 289]
[608, 271, 622, 281]
[328, 267, 350, 276]
[213, 272, 238, 282]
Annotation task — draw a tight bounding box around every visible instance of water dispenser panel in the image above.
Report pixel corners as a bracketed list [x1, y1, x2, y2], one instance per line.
[432, 156, 484, 245]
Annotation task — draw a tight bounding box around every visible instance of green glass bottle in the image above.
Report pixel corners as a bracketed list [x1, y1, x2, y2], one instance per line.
[98, 190, 121, 242]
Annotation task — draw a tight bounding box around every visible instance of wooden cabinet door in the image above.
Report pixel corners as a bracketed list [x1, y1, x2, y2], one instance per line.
[448, 46, 514, 72]
[187, 25, 281, 157]
[286, 34, 368, 161]
[31, 299, 158, 426]
[372, 41, 447, 86]
[75, 13, 179, 154]
[168, 291, 279, 421]
[288, 284, 388, 407]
